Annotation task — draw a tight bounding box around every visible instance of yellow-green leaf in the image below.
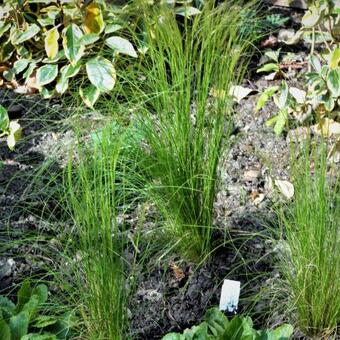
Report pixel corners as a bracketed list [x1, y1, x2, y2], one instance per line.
[84, 3, 105, 34]
[45, 27, 59, 59]
[330, 48, 340, 69]
[79, 85, 100, 108]
[36, 64, 58, 86]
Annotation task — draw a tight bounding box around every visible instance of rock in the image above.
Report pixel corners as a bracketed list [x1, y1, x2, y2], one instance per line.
[0, 258, 15, 279]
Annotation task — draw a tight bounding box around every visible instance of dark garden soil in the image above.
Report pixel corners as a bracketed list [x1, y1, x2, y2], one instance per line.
[1, 4, 335, 339]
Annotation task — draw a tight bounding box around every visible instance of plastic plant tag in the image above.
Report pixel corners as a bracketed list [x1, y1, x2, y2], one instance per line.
[219, 279, 241, 312]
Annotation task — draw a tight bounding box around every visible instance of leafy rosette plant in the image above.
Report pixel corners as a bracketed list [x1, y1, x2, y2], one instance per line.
[0, 280, 74, 339]
[0, 0, 139, 108]
[162, 307, 293, 340]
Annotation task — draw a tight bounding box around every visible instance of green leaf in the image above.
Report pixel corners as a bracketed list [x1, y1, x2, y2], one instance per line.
[62, 24, 84, 65]
[310, 55, 322, 73]
[204, 307, 228, 337]
[45, 27, 59, 59]
[86, 57, 116, 92]
[32, 315, 58, 328]
[162, 333, 182, 340]
[255, 86, 279, 112]
[79, 85, 100, 108]
[9, 311, 29, 340]
[301, 6, 322, 28]
[0, 105, 10, 132]
[36, 64, 58, 86]
[23, 61, 38, 82]
[0, 23, 11, 39]
[277, 81, 289, 110]
[22, 295, 39, 320]
[222, 316, 244, 339]
[105, 36, 137, 58]
[16, 280, 31, 313]
[7, 121, 22, 151]
[105, 24, 122, 34]
[0, 320, 10, 340]
[84, 2, 105, 34]
[329, 48, 340, 69]
[14, 24, 40, 44]
[257, 63, 279, 73]
[274, 108, 288, 135]
[13, 59, 29, 74]
[31, 284, 48, 304]
[327, 69, 340, 97]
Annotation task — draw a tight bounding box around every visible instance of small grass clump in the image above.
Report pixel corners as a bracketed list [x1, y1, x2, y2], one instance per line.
[121, 0, 256, 261]
[278, 142, 340, 338]
[64, 126, 131, 339]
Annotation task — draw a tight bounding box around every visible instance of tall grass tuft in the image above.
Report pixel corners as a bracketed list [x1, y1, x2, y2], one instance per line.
[64, 126, 130, 339]
[278, 142, 340, 338]
[123, 1, 256, 261]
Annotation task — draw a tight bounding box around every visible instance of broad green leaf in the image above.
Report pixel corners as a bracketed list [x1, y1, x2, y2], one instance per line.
[330, 48, 340, 69]
[257, 63, 279, 73]
[86, 57, 116, 92]
[24, 61, 37, 82]
[9, 311, 29, 340]
[16, 280, 31, 313]
[0, 296, 15, 315]
[45, 27, 59, 59]
[0, 320, 10, 340]
[0, 105, 9, 131]
[265, 49, 280, 62]
[79, 33, 100, 46]
[62, 24, 84, 65]
[301, 6, 322, 28]
[31, 284, 48, 304]
[55, 75, 68, 94]
[22, 294, 39, 320]
[162, 333, 182, 340]
[37, 16, 55, 27]
[105, 36, 137, 58]
[255, 86, 279, 112]
[13, 59, 29, 74]
[36, 64, 58, 86]
[79, 85, 100, 108]
[327, 69, 340, 97]
[84, 2, 105, 34]
[175, 6, 201, 17]
[7, 121, 22, 151]
[14, 24, 40, 44]
[40, 87, 54, 99]
[268, 323, 294, 339]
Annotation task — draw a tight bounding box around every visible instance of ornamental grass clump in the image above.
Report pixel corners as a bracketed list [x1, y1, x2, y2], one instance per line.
[123, 0, 256, 261]
[278, 142, 340, 338]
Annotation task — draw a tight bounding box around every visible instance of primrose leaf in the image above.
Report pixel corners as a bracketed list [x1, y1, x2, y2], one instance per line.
[175, 6, 201, 17]
[327, 69, 340, 97]
[16, 280, 31, 313]
[62, 24, 84, 65]
[21, 334, 56, 340]
[32, 315, 58, 328]
[36, 64, 58, 86]
[14, 24, 40, 44]
[31, 284, 48, 304]
[9, 311, 29, 340]
[255, 86, 279, 112]
[0, 105, 10, 131]
[45, 27, 59, 59]
[105, 36, 137, 58]
[79, 85, 100, 108]
[84, 2, 105, 34]
[0, 320, 10, 340]
[257, 63, 279, 73]
[86, 57, 116, 92]
[269, 323, 294, 339]
[274, 108, 288, 135]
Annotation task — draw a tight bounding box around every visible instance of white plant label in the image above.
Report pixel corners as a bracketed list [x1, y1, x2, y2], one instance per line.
[219, 279, 241, 312]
